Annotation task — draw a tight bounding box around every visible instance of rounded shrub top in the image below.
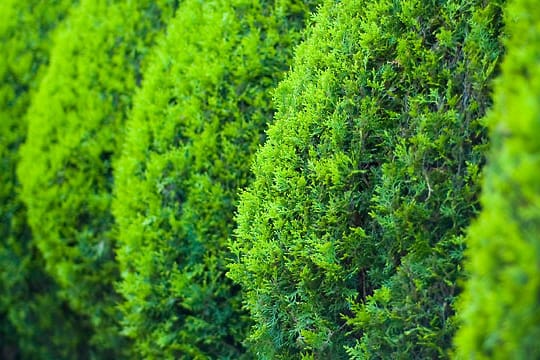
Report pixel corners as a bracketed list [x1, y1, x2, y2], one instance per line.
[456, 0, 540, 357]
[113, 0, 318, 357]
[17, 0, 177, 355]
[228, 0, 504, 358]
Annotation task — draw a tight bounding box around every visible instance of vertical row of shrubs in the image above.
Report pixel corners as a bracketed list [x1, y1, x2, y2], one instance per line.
[0, 1, 93, 358]
[228, 0, 504, 358]
[17, 0, 178, 356]
[2, 0, 539, 358]
[113, 0, 318, 357]
[455, 0, 540, 357]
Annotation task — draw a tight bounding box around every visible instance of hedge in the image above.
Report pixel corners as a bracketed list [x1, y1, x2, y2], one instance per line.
[17, 0, 177, 356]
[228, 0, 504, 358]
[0, 1, 93, 358]
[455, 0, 540, 358]
[113, 0, 318, 358]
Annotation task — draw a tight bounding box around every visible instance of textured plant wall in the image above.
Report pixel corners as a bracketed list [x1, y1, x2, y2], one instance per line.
[5, 0, 538, 358]
[113, 0, 319, 358]
[229, 0, 504, 358]
[455, 0, 540, 358]
[0, 1, 93, 358]
[17, 0, 178, 356]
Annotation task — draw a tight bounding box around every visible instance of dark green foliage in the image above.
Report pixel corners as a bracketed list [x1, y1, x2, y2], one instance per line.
[455, 0, 540, 358]
[113, 0, 318, 357]
[17, 0, 177, 356]
[229, 0, 504, 358]
[345, 2, 506, 358]
[0, 1, 94, 358]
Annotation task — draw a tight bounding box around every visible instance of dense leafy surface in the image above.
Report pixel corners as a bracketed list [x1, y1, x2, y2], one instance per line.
[456, 0, 540, 358]
[17, 0, 177, 356]
[0, 1, 93, 358]
[113, 0, 318, 357]
[229, 0, 504, 358]
[2, 0, 538, 358]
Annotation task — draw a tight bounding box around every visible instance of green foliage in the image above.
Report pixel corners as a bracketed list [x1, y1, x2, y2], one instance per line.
[0, 1, 94, 358]
[229, 0, 504, 358]
[113, 0, 318, 357]
[17, 0, 177, 356]
[455, 0, 540, 358]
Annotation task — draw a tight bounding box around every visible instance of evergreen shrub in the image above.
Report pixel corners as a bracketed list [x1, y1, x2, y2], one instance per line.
[113, 0, 318, 358]
[455, 0, 540, 358]
[0, 1, 93, 358]
[228, 0, 504, 358]
[17, 0, 177, 355]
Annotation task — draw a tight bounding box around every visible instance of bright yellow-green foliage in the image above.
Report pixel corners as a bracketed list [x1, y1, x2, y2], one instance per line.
[0, 1, 94, 358]
[113, 0, 318, 357]
[229, 0, 504, 358]
[17, 0, 177, 356]
[455, 0, 540, 358]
